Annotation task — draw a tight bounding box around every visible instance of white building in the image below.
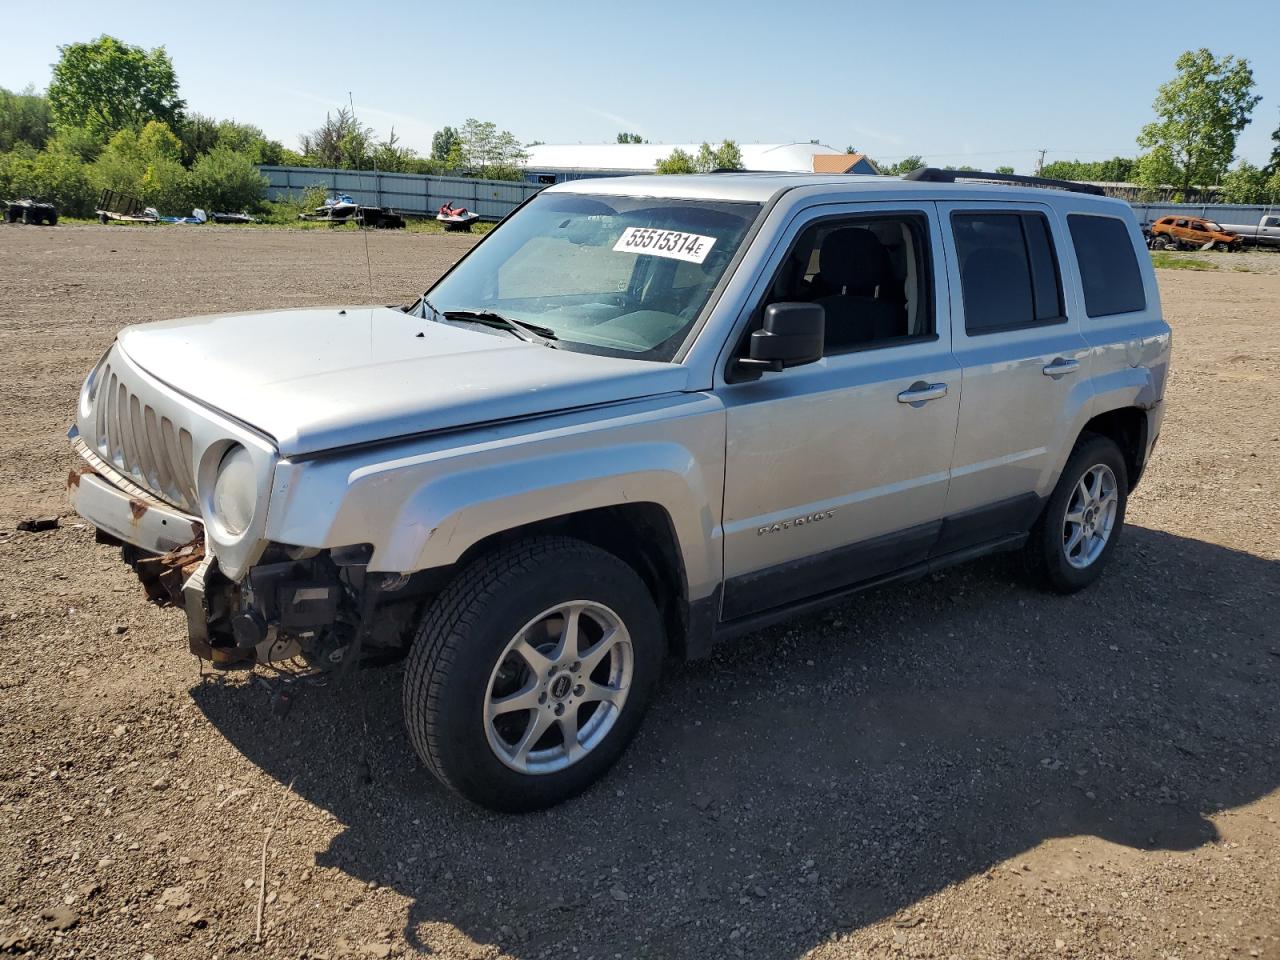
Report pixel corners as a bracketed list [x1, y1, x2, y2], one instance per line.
[522, 142, 878, 183]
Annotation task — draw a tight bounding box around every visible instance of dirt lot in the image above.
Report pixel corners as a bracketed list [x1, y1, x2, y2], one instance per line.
[0, 224, 1277, 960]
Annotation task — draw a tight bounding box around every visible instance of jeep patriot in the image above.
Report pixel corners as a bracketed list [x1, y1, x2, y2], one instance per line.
[68, 168, 1171, 810]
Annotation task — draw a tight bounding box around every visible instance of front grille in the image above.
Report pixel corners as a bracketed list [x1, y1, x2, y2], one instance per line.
[93, 360, 199, 512]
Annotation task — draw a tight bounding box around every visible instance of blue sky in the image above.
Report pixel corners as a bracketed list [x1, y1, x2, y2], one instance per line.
[4, 0, 1278, 172]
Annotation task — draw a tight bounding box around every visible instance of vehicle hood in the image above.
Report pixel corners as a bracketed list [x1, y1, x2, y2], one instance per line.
[117, 306, 691, 456]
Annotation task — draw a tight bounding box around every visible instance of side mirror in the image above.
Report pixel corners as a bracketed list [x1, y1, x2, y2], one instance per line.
[739, 302, 825, 374]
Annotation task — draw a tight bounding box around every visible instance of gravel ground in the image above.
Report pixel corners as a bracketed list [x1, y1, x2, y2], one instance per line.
[0, 224, 1277, 960]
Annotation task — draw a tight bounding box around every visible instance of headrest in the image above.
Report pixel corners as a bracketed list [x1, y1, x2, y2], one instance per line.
[818, 228, 891, 292]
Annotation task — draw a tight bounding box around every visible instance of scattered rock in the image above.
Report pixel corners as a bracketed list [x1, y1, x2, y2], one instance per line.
[610, 885, 630, 902]
[41, 905, 78, 930]
[17, 517, 58, 533]
[157, 886, 190, 909]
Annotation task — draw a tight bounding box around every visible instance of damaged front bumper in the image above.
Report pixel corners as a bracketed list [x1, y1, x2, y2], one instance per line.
[68, 428, 258, 666]
[68, 429, 415, 670]
[68, 430, 205, 554]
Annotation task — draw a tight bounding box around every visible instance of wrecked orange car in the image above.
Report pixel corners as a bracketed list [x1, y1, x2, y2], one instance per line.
[1149, 215, 1242, 251]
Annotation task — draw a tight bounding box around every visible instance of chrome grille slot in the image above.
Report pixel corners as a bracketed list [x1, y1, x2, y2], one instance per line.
[91, 361, 199, 513]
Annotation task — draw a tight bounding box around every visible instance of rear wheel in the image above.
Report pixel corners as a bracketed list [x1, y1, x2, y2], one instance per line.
[1026, 434, 1128, 594]
[403, 537, 664, 812]
[1151, 235, 1170, 250]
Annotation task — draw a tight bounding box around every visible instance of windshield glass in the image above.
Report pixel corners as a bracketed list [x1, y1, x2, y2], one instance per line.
[1203, 220, 1224, 231]
[425, 192, 761, 361]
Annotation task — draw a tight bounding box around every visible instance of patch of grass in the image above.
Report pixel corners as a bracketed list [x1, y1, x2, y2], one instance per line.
[1151, 252, 1217, 271]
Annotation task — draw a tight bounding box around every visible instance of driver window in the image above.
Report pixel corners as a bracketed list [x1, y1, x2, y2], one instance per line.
[762, 214, 934, 355]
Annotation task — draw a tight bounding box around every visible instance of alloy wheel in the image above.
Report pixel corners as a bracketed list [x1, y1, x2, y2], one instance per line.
[483, 601, 633, 775]
[1062, 463, 1118, 569]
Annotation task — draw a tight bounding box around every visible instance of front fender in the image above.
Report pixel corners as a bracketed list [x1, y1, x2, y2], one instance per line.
[264, 394, 726, 600]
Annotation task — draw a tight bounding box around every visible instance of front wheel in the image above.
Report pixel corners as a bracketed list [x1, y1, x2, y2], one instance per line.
[403, 537, 664, 812]
[1026, 434, 1129, 593]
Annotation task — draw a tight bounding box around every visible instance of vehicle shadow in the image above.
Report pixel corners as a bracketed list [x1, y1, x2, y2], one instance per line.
[191, 525, 1280, 958]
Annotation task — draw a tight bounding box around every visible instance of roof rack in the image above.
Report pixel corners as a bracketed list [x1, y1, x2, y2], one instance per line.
[903, 167, 1105, 196]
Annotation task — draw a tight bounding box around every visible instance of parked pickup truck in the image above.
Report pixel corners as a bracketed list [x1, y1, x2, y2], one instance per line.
[1216, 212, 1280, 248]
[67, 168, 1171, 811]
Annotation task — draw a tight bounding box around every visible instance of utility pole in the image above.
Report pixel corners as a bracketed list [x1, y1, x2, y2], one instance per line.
[1035, 149, 1047, 176]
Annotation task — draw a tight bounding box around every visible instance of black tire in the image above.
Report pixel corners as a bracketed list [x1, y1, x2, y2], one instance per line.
[46, 211, 57, 226]
[403, 536, 664, 812]
[98, 212, 109, 224]
[22, 207, 36, 225]
[1151, 236, 1169, 250]
[1025, 433, 1129, 594]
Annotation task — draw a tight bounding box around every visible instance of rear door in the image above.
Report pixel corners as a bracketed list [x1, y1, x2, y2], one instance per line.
[934, 201, 1093, 551]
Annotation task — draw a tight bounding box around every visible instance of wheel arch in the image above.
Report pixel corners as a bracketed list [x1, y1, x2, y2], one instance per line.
[451, 503, 695, 658]
[1078, 406, 1150, 490]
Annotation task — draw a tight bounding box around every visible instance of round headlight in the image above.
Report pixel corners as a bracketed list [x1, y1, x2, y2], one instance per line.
[211, 445, 256, 536]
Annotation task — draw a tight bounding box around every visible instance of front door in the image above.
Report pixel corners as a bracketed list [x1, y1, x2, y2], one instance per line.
[718, 202, 960, 621]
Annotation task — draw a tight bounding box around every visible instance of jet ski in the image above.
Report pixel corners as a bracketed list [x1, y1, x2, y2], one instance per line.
[316, 193, 359, 219]
[436, 201, 481, 231]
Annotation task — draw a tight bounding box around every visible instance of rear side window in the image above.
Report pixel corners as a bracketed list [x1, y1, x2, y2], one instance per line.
[1068, 215, 1146, 317]
[952, 212, 1064, 334]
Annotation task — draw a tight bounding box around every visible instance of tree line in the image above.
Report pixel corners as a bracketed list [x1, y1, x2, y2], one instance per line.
[0, 35, 531, 217]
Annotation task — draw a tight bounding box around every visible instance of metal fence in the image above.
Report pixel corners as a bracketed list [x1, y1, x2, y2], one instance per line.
[260, 165, 1279, 228]
[1128, 201, 1279, 226]
[258, 166, 544, 220]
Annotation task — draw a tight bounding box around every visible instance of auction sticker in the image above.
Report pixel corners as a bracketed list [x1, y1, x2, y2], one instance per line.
[613, 227, 717, 264]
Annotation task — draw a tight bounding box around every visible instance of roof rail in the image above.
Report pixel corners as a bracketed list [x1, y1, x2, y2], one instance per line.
[903, 167, 1105, 196]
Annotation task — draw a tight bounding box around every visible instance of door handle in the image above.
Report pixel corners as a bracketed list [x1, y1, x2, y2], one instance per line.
[897, 381, 948, 405]
[1042, 358, 1080, 378]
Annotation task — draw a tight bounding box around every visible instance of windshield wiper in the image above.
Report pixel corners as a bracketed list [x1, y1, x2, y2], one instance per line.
[439, 308, 558, 348]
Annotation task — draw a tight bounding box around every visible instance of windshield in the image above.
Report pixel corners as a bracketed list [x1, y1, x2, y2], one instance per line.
[1203, 220, 1224, 231]
[425, 192, 761, 361]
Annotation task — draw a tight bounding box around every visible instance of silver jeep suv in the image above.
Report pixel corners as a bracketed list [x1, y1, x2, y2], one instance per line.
[68, 168, 1171, 811]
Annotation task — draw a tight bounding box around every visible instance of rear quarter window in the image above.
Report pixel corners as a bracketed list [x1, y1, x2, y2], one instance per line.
[1067, 214, 1146, 318]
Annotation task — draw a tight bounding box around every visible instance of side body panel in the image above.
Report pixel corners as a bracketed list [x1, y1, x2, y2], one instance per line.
[265, 394, 728, 603]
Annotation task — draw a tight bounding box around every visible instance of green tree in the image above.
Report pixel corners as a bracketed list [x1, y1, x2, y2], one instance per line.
[181, 116, 283, 167]
[0, 144, 95, 214]
[1137, 48, 1261, 198]
[0, 85, 53, 152]
[616, 132, 645, 143]
[655, 147, 696, 175]
[658, 141, 743, 174]
[432, 125, 460, 162]
[995, 165, 1015, 175]
[1039, 157, 1136, 183]
[1265, 112, 1280, 177]
[188, 146, 267, 211]
[46, 126, 103, 163]
[299, 107, 371, 168]
[1133, 146, 1181, 199]
[457, 118, 527, 179]
[1219, 161, 1277, 204]
[48, 35, 185, 140]
[878, 156, 926, 176]
[709, 140, 743, 171]
[91, 120, 190, 212]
